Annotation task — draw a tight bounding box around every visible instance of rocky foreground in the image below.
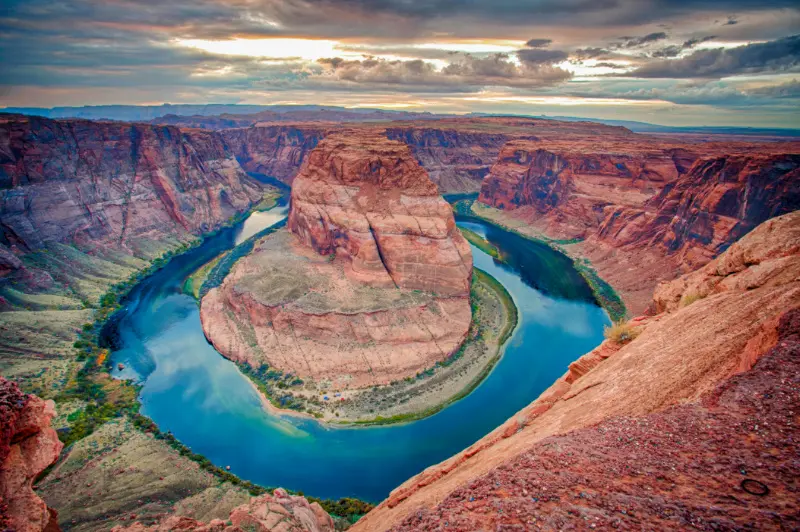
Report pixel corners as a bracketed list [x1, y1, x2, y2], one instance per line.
[201, 130, 472, 389]
[0, 377, 62, 532]
[112, 489, 334, 532]
[353, 211, 800, 530]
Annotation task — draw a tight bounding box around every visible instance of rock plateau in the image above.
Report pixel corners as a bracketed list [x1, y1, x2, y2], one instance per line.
[201, 131, 472, 388]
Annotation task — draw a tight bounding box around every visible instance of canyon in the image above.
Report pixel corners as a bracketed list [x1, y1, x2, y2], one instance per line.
[354, 210, 800, 531]
[0, 115, 264, 255]
[476, 135, 800, 314]
[200, 130, 474, 391]
[0, 110, 798, 531]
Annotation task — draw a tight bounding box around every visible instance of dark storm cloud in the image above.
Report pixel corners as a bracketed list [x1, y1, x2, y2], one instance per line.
[261, 0, 800, 30]
[1, 0, 799, 118]
[525, 39, 553, 48]
[683, 35, 717, 47]
[630, 34, 800, 78]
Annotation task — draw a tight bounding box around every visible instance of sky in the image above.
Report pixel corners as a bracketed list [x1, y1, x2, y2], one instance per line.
[0, 0, 799, 127]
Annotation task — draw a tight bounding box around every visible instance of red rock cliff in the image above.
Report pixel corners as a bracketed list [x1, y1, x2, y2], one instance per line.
[385, 127, 517, 192]
[221, 125, 328, 185]
[0, 377, 63, 532]
[353, 211, 800, 531]
[599, 153, 800, 268]
[288, 130, 472, 296]
[476, 137, 800, 313]
[201, 130, 473, 388]
[0, 115, 263, 253]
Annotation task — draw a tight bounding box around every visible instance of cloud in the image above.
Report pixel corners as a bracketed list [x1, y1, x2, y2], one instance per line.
[525, 38, 553, 48]
[313, 54, 572, 91]
[629, 34, 800, 78]
[618, 31, 668, 48]
[652, 35, 717, 57]
[517, 48, 570, 65]
[573, 47, 612, 59]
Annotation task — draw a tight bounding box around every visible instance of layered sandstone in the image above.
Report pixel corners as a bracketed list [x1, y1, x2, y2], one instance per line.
[477, 138, 800, 314]
[287, 131, 472, 295]
[392, 309, 800, 530]
[221, 125, 328, 184]
[201, 131, 472, 388]
[353, 211, 800, 531]
[0, 377, 63, 532]
[385, 127, 517, 192]
[200, 231, 472, 388]
[0, 115, 263, 254]
[113, 488, 334, 532]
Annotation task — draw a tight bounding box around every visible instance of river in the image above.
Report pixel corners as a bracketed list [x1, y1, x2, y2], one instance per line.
[106, 203, 609, 503]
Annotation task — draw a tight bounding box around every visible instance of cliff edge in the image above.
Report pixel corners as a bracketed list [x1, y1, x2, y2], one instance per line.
[353, 210, 800, 531]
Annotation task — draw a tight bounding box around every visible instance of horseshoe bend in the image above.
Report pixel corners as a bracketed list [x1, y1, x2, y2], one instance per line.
[0, 105, 799, 530]
[200, 131, 476, 393]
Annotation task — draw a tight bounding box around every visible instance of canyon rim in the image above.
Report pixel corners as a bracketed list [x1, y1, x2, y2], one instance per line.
[2, 1, 800, 530]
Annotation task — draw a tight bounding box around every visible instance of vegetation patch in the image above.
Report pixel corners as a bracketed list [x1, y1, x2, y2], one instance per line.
[680, 291, 706, 307]
[459, 227, 501, 259]
[184, 253, 225, 299]
[574, 261, 627, 322]
[199, 220, 287, 299]
[603, 319, 640, 345]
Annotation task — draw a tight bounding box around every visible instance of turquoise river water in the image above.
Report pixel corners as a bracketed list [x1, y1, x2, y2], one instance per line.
[106, 203, 609, 503]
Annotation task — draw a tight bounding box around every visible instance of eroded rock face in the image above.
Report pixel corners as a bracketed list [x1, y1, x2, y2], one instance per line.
[288, 131, 472, 296]
[478, 138, 690, 239]
[477, 138, 800, 314]
[221, 125, 328, 184]
[620, 153, 800, 268]
[112, 488, 335, 532]
[0, 377, 63, 532]
[352, 212, 800, 531]
[0, 115, 263, 253]
[385, 127, 516, 192]
[201, 131, 473, 387]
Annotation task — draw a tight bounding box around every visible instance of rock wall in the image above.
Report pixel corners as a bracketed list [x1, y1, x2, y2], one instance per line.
[287, 130, 472, 296]
[476, 138, 800, 314]
[385, 127, 515, 192]
[0, 377, 63, 532]
[477, 138, 693, 239]
[352, 211, 800, 531]
[597, 153, 800, 269]
[0, 115, 263, 254]
[221, 125, 328, 184]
